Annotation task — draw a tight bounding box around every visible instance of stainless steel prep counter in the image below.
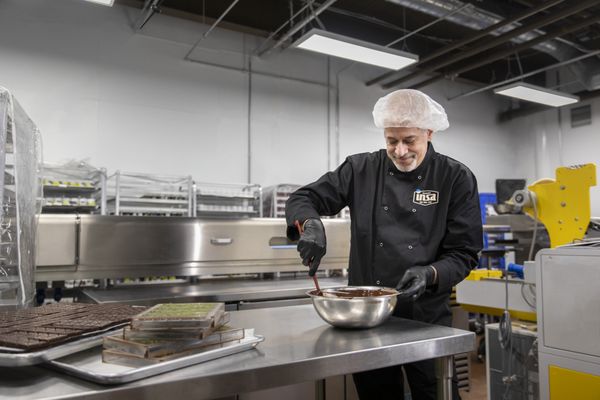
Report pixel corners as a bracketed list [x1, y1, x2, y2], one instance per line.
[79, 276, 348, 306]
[0, 304, 474, 400]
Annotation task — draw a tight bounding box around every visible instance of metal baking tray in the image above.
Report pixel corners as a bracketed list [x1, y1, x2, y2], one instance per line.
[47, 329, 264, 384]
[0, 324, 128, 367]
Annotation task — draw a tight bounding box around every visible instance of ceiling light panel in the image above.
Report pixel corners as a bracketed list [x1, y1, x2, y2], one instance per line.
[294, 29, 418, 70]
[494, 82, 579, 107]
[84, 0, 115, 6]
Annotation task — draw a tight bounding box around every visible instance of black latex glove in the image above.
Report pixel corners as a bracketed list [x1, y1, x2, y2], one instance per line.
[297, 219, 327, 276]
[396, 266, 434, 301]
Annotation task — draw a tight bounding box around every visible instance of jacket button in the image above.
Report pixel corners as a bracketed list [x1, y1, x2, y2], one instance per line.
[389, 171, 394, 176]
[408, 245, 413, 250]
[412, 208, 416, 213]
[376, 280, 381, 285]
[383, 206, 389, 211]
[379, 242, 384, 247]
[418, 175, 422, 180]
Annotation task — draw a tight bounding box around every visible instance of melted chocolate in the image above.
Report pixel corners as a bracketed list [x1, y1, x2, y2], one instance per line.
[310, 288, 396, 298]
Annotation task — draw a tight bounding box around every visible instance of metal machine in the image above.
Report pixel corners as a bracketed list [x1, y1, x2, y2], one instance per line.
[36, 215, 350, 280]
[458, 163, 597, 320]
[457, 164, 598, 322]
[535, 246, 600, 399]
[35, 215, 351, 309]
[457, 163, 599, 399]
[511, 163, 596, 248]
[486, 322, 539, 400]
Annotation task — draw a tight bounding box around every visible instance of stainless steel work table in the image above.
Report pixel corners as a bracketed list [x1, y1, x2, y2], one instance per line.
[0, 304, 475, 400]
[79, 276, 348, 305]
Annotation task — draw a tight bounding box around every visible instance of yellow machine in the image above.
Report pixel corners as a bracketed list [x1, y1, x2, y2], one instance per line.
[513, 163, 596, 248]
[459, 163, 597, 322]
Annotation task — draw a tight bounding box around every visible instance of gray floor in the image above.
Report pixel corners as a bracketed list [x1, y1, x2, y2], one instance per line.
[460, 337, 487, 400]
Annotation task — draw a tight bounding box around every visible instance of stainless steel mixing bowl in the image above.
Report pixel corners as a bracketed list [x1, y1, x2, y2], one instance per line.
[307, 286, 400, 328]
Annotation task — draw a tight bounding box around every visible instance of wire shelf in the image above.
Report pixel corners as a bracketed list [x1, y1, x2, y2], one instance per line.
[194, 182, 262, 218]
[106, 171, 194, 217]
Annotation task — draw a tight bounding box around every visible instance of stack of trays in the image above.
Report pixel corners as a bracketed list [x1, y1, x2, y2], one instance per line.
[102, 303, 245, 367]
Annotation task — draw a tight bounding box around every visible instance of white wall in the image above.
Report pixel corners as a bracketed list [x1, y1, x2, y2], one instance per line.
[508, 95, 600, 215]
[1, 0, 516, 192]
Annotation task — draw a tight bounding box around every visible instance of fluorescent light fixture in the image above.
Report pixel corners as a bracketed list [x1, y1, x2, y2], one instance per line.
[494, 82, 579, 107]
[293, 29, 418, 70]
[84, 0, 114, 6]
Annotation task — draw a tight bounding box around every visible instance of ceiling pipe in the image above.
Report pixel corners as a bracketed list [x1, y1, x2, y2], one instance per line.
[447, 15, 600, 79]
[410, 15, 600, 90]
[447, 49, 600, 101]
[366, 0, 564, 87]
[257, 0, 338, 57]
[253, 1, 314, 56]
[135, 0, 164, 30]
[384, 3, 471, 48]
[381, 0, 599, 89]
[201, 0, 240, 39]
[184, 0, 240, 60]
[497, 88, 600, 123]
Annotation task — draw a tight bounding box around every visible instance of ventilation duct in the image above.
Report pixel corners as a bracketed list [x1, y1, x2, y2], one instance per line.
[570, 104, 592, 128]
[387, 0, 600, 90]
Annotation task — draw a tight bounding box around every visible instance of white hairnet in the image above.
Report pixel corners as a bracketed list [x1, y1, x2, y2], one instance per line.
[372, 89, 449, 131]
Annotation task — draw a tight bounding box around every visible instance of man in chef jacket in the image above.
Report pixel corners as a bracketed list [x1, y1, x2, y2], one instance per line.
[286, 89, 483, 400]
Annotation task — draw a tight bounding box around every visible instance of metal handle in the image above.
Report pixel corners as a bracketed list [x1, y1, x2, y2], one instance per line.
[269, 236, 296, 249]
[210, 238, 233, 245]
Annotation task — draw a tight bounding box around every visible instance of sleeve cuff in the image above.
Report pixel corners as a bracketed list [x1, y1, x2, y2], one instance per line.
[286, 213, 320, 241]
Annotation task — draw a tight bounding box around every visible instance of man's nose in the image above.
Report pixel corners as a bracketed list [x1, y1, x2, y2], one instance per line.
[394, 143, 408, 157]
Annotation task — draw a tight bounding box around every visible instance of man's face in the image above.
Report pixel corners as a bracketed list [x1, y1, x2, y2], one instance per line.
[384, 127, 433, 172]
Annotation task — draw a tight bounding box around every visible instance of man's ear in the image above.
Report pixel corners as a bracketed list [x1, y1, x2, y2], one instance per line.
[426, 129, 434, 141]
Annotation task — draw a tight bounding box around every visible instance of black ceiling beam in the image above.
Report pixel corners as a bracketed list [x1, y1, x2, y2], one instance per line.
[380, 0, 599, 90]
[365, 0, 565, 87]
[448, 49, 600, 101]
[497, 88, 600, 123]
[409, 14, 600, 90]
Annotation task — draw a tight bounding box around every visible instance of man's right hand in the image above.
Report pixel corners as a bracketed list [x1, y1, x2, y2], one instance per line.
[297, 219, 327, 276]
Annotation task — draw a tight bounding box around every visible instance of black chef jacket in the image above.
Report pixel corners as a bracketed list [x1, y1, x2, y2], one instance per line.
[286, 143, 483, 325]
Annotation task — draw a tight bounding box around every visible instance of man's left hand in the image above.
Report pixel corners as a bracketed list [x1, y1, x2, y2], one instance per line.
[396, 266, 435, 301]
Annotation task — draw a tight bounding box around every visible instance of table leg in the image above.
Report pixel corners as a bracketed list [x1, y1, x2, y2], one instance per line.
[440, 356, 454, 400]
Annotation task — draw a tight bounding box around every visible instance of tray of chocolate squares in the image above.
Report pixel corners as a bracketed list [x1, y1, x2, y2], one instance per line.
[0, 303, 145, 367]
[47, 302, 263, 384]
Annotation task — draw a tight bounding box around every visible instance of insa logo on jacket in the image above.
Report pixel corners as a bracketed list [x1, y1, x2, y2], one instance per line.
[413, 189, 439, 206]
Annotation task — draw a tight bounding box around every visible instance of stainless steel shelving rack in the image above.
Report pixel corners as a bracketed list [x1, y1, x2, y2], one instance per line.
[263, 184, 350, 219]
[42, 162, 106, 215]
[106, 171, 194, 217]
[262, 184, 300, 218]
[193, 182, 262, 218]
[0, 87, 42, 308]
